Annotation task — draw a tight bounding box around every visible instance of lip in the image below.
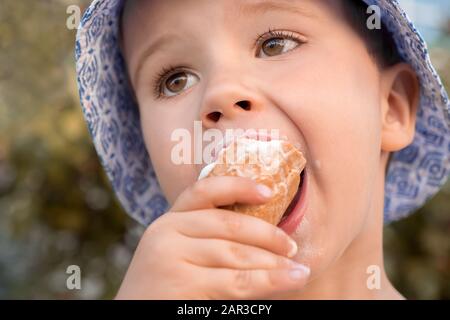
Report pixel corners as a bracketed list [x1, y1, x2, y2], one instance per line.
[278, 168, 308, 235]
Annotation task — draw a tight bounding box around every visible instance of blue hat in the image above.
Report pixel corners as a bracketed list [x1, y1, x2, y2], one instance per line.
[75, 0, 450, 226]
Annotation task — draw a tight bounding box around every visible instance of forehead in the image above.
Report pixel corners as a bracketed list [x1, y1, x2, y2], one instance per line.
[122, 0, 342, 30]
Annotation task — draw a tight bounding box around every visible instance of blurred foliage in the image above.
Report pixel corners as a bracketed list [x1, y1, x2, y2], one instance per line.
[0, 0, 449, 299]
[0, 0, 141, 299]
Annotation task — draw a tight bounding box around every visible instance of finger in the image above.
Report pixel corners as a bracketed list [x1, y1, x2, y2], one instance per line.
[203, 266, 310, 299]
[170, 176, 273, 212]
[173, 210, 298, 258]
[181, 237, 297, 270]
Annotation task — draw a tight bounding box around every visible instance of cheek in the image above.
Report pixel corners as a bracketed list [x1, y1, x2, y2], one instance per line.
[274, 46, 382, 180]
[276, 46, 383, 268]
[139, 106, 198, 203]
[303, 51, 382, 219]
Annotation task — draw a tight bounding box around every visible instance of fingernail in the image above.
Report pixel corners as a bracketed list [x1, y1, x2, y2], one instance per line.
[289, 264, 310, 280]
[287, 239, 298, 258]
[256, 184, 272, 198]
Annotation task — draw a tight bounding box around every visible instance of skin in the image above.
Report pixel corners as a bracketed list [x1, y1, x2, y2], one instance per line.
[117, 0, 420, 299]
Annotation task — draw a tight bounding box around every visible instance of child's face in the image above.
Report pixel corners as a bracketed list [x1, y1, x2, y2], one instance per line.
[122, 0, 389, 275]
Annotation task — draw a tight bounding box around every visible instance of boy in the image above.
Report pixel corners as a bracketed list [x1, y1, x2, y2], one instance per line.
[75, 0, 449, 299]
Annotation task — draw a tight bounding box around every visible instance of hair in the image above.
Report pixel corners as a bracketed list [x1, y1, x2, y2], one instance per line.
[342, 0, 403, 68]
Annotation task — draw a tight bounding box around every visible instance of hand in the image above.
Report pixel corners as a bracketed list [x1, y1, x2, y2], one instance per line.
[115, 176, 310, 299]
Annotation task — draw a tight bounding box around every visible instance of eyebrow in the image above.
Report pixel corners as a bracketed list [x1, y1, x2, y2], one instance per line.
[133, 1, 314, 86]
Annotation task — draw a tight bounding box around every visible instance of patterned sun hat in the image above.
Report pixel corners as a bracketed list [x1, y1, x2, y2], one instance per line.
[75, 0, 450, 226]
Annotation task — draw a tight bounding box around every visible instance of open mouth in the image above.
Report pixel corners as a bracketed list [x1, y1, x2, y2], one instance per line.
[278, 168, 306, 225]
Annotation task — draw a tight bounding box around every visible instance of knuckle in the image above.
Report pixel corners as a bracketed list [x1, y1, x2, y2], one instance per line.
[275, 255, 290, 268]
[142, 222, 158, 242]
[266, 270, 279, 289]
[220, 212, 242, 235]
[232, 269, 253, 298]
[191, 179, 209, 198]
[143, 223, 176, 256]
[228, 244, 248, 262]
[145, 210, 173, 232]
[148, 233, 169, 256]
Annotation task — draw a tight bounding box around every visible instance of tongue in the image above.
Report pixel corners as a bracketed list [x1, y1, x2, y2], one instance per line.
[279, 169, 306, 223]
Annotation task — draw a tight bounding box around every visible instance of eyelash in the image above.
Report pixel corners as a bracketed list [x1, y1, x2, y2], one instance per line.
[253, 27, 305, 52]
[152, 28, 305, 99]
[152, 64, 187, 99]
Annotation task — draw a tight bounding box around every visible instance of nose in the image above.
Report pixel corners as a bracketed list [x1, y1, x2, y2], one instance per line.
[200, 78, 263, 129]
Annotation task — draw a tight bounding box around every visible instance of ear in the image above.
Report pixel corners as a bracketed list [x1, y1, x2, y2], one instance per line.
[380, 63, 420, 152]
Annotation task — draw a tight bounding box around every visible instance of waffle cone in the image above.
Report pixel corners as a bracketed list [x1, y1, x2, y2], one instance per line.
[199, 137, 306, 225]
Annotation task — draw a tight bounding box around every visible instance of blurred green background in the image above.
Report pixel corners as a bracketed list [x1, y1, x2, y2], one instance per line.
[0, 0, 449, 299]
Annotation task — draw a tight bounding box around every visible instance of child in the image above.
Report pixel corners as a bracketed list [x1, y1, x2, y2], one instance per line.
[75, 0, 449, 299]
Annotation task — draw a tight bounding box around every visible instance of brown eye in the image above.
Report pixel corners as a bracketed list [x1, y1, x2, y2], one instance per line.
[262, 38, 286, 56]
[257, 34, 302, 58]
[162, 71, 198, 97]
[166, 72, 187, 93]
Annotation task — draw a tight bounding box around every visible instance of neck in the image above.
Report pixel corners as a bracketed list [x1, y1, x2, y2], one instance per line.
[274, 157, 404, 300]
[292, 218, 403, 299]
